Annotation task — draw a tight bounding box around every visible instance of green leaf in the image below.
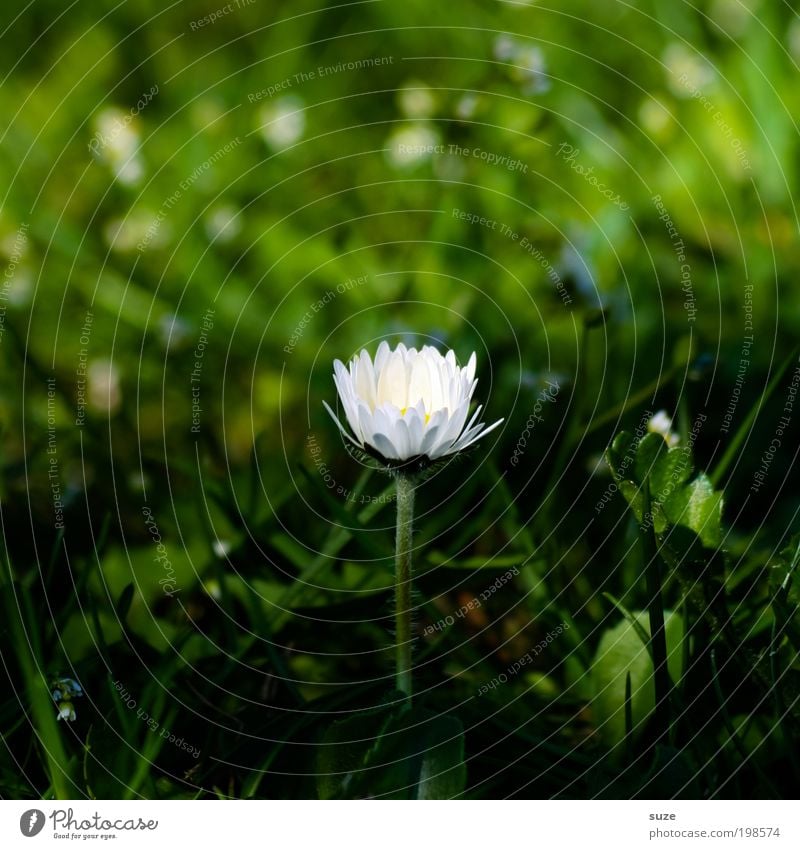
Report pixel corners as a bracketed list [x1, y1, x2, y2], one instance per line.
[619, 480, 644, 522]
[606, 425, 724, 550]
[317, 702, 400, 800]
[640, 745, 701, 798]
[606, 431, 636, 480]
[590, 610, 684, 748]
[316, 703, 466, 799]
[663, 473, 724, 548]
[115, 583, 135, 624]
[634, 433, 668, 484]
[650, 446, 694, 505]
[415, 715, 466, 800]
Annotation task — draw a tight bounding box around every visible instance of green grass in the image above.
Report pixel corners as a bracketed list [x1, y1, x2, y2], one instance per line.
[1, 0, 799, 800]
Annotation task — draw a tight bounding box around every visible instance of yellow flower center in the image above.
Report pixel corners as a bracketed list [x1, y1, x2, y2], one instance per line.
[400, 407, 431, 424]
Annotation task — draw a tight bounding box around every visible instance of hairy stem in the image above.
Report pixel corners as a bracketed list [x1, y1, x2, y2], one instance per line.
[394, 474, 415, 699]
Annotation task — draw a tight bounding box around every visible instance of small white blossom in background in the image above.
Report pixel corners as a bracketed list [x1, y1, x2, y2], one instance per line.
[663, 43, 716, 98]
[190, 97, 226, 131]
[493, 34, 517, 62]
[204, 579, 222, 600]
[88, 359, 122, 415]
[114, 157, 145, 186]
[324, 341, 503, 464]
[158, 313, 191, 350]
[258, 96, 305, 150]
[493, 35, 550, 94]
[511, 44, 550, 94]
[397, 80, 437, 119]
[648, 410, 680, 447]
[789, 16, 800, 61]
[128, 471, 150, 493]
[587, 452, 612, 478]
[0, 231, 29, 262]
[1, 267, 33, 307]
[51, 677, 83, 722]
[213, 539, 232, 558]
[433, 153, 466, 182]
[709, 0, 759, 39]
[104, 210, 169, 253]
[91, 107, 145, 186]
[385, 123, 441, 170]
[204, 203, 243, 244]
[638, 97, 673, 139]
[455, 93, 480, 122]
[57, 703, 77, 722]
[0, 222, 33, 306]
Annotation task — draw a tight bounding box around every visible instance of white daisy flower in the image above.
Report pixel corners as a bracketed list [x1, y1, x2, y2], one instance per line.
[324, 341, 503, 464]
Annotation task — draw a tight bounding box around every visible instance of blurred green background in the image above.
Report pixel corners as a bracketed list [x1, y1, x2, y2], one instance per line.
[1, 0, 799, 799]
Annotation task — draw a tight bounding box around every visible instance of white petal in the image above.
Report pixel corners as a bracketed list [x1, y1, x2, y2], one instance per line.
[377, 350, 408, 408]
[454, 417, 504, 451]
[391, 417, 413, 459]
[465, 351, 477, 383]
[333, 370, 362, 439]
[323, 401, 363, 447]
[368, 406, 398, 453]
[408, 354, 433, 411]
[374, 340, 392, 371]
[420, 423, 444, 457]
[438, 397, 471, 446]
[371, 430, 401, 460]
[354, 349, 377, 408]
[426, 352, 445, 411]
[420, 408, 449, 456]
[358, 403, 378, 446]
[461, 403, 484, 436]
[405, 408, 425, 454]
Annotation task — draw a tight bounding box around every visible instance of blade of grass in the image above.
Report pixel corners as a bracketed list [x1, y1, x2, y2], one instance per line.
[709, 648, 778, 798]
[269, 476, 395, 633]
[624, 671, 634, 765]
[711, 347, 798, 487]
[1, 557, 78, 798]
[587, 366, 679, 435]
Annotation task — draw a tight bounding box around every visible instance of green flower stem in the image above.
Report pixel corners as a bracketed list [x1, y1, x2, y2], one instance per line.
[641, 480, 671, 743]
[394, 473, 416, 699]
